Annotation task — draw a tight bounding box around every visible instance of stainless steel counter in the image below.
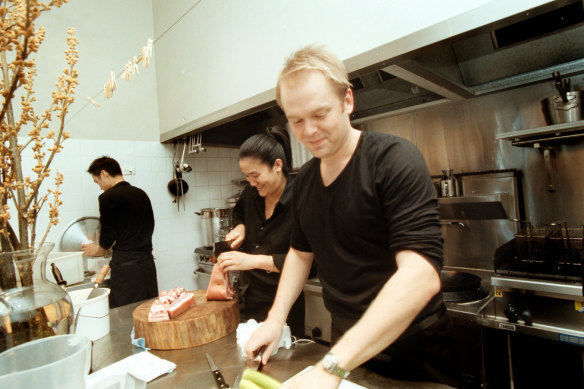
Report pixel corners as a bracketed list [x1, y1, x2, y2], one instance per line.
[91, 301, 454, 388]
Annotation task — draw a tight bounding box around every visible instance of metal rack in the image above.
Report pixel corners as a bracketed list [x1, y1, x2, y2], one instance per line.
[496, 120, 584, 146]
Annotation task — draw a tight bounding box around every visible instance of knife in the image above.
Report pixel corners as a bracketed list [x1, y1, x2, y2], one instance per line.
[87, 264, 110, 300]
[51, 262, 68, 291]
[205, 353, 229, 388]
[255, 345, 267, 372]
[213, 240, 233, 262]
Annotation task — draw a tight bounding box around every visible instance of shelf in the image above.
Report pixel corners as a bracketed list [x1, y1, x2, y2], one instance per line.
[438, 194, 511, 220]
[496, 120, 584, 146]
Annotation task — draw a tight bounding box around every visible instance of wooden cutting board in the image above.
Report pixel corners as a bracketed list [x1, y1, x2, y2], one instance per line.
[133, 290, 239, 350]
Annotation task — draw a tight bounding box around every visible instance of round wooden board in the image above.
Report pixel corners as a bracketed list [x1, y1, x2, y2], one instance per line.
[133, 290, 240, 350]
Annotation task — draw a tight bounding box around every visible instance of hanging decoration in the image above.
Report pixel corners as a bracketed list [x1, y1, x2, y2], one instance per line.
[70, 0, 202, 120]
[93, 38, 153, 101]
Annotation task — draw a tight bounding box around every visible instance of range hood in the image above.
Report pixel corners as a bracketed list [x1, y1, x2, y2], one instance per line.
[350, 0, 584, 122]
[191, 0, 584, 145]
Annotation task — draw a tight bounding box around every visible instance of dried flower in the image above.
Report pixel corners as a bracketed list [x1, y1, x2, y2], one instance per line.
[0, 0, 77, 251]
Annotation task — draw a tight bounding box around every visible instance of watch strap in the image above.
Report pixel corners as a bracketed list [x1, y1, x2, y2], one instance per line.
[322, 352, 350, 379]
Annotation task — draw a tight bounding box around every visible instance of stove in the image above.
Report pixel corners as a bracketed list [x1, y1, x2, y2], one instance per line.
[194, 246, 213, 289]
[484, 225, 584, 344]
[441, 270, 490, 303]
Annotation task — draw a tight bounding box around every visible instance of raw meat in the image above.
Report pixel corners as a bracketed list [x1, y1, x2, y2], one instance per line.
[167, 292, 195, 318]
[206, 263, 236, 300]
[147, 287, 194, 322]
[148, 299, 169, 322]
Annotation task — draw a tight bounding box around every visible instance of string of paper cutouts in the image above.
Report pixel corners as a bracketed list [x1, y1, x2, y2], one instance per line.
[66, 0, 202, 122]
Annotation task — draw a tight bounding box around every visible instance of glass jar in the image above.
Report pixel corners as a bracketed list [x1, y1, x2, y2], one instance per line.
[0, 242, 73, 352]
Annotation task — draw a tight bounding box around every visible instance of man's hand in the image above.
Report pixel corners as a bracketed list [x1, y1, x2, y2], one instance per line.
[244, 318, 285, 365]
[81, 243, 106, 257]
[281, 365, 342, 389]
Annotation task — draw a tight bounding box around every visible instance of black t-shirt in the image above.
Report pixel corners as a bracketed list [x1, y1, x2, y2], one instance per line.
[232, 176, 295, 295]
[98, 181, 154, 252]
[291, 131, 443, 320]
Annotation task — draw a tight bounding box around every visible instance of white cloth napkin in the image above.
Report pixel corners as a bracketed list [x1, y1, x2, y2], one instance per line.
[86, 351, 176, 388]
[236, 319, 291, 356]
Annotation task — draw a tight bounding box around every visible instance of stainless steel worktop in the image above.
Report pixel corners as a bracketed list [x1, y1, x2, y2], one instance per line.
[91, 301, 454, 388]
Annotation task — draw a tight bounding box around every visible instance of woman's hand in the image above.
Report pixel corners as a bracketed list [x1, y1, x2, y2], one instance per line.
[225, 224, 245, 249]
[217, 251, 257, 272]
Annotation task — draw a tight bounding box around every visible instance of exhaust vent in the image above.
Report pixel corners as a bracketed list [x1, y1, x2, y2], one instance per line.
[492, 1, 584, 49]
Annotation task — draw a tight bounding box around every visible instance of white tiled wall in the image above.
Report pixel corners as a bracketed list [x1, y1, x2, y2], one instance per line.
[23, 139, 243, 291]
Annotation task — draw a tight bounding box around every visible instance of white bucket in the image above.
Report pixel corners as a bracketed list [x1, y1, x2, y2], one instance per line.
[70, 288, 111, 341]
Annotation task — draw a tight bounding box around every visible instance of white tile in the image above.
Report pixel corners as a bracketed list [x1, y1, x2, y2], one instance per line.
[219, 147, 232, 158]
[219, 158, 231, 172]
[194, 187, 209, 201]
[217, 171, 229, 185]
[194, 172, 209, 187]
[207, 158, 221, 172]
[205, 147, 220, 158]
[208, 185, 222, 200]
[194, 158, 208, 172]
[221, 185, 235, 198]
[207, 172, 221, 186]
[231, 158, 241, 172]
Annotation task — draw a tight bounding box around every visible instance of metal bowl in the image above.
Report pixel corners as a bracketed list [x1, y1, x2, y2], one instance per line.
[59, 217, 101, 252]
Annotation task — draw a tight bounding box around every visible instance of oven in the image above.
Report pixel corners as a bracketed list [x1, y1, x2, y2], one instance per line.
[437, 170, 522, 388]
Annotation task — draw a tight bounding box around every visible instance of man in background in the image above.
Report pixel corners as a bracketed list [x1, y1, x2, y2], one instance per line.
[82, 156, 158, 308]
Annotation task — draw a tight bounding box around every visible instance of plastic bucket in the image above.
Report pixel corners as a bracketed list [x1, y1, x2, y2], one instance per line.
[70, 287, 111, 341]
[0, 334, 91, 388]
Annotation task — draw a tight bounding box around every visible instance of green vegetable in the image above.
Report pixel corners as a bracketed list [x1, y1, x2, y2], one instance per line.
[239, 378, 263, 389]
[241, 368, 282, 389]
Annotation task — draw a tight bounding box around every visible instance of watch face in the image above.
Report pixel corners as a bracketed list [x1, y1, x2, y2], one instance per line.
[322, 353, 335, 369]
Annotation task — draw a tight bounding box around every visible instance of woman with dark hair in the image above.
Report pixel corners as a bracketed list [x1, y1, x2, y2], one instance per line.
[216, 126, 306, 337]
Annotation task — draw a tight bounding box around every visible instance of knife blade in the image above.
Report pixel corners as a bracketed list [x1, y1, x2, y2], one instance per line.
[255, 345, 267, 372]
[213, 240, 233, 262]
[205, 353, 229, 388]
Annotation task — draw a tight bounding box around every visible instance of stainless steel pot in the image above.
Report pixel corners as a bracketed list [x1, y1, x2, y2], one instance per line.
[195, 208, 232, 247]
[542, 91, 583, 125]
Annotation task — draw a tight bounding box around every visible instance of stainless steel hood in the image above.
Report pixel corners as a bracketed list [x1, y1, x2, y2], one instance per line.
[349, 0, 584, 122]
[181, 0, 584, 145]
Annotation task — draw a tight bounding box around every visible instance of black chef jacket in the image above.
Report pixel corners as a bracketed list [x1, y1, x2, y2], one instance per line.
[98, 181, 158, 308]
[232, 176, 306, 336]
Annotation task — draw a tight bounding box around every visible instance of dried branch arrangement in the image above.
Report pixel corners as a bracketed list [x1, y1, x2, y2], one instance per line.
[0, 0, 79, 251]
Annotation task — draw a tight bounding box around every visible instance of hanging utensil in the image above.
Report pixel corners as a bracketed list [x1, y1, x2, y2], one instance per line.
[167, 142, 190, 211]
[552, 71, 569, 103]
[177, 139, 192, 173]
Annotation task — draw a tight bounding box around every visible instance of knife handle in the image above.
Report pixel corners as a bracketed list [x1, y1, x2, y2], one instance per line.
[95, 264, 110, 285]
[213, 370, 229, 388]
[51, 263, 67, 286]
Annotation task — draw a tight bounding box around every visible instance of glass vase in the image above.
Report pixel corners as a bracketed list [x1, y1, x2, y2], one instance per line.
[0, 242, 73, 352]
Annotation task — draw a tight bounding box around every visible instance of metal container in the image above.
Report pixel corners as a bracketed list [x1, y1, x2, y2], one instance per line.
[440, 169, 458, 197]
[542, 91, 584, 125]
[195, 208, 232, 247]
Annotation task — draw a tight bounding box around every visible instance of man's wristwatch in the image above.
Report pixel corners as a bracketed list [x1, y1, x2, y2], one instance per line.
[321, 352, 350, 379]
